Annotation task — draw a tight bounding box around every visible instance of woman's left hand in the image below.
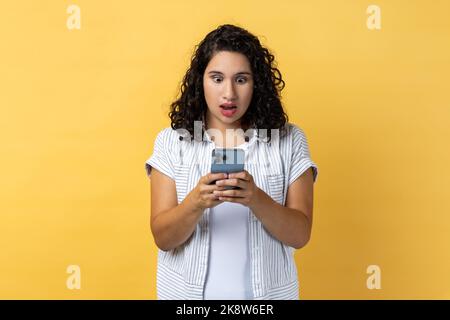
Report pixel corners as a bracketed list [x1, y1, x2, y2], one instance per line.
[213, 170, 261, 207]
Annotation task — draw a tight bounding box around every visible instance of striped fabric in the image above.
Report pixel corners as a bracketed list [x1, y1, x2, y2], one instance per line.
[145, 123, 318, 300]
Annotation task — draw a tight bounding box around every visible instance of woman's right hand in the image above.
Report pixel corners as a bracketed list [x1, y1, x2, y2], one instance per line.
[188, 172, 228, 211]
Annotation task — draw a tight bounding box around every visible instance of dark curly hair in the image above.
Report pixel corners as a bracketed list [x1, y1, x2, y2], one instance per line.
[169, 24, 289, 142]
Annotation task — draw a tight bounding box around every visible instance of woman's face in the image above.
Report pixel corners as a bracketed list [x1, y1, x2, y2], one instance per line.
[203, 51, 254, 128]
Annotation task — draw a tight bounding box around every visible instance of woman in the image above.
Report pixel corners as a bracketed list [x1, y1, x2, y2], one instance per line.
[145, 24, 318, 300]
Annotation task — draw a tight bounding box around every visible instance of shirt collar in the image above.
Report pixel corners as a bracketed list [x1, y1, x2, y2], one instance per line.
[202, 127, 260, 145]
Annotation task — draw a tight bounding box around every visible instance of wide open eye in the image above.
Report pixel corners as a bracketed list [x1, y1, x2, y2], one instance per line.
[236, 77, 248, 84]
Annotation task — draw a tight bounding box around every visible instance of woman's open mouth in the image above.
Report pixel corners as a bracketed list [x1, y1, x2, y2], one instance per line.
[220, 104, 237, 117]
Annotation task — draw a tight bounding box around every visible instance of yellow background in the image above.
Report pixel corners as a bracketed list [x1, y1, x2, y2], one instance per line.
[1, 0, 449, 299]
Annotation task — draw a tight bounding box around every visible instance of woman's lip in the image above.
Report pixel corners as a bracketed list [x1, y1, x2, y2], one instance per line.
[220, 107, 238, 117]
[220, 103, 237, 108]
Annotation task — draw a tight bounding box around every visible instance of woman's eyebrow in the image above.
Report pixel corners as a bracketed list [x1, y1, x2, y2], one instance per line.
[207, 71, 252, 76]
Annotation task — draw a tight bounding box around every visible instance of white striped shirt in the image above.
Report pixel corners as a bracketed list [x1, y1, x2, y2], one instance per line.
[145, 122, 318, 300]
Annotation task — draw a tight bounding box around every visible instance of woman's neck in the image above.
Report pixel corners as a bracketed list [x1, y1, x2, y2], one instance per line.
[207, 127, 247, 148]
[204, 118, 247, 148]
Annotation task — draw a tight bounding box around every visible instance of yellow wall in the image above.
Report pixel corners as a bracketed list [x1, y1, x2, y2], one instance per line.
[1, 0, 449, 299]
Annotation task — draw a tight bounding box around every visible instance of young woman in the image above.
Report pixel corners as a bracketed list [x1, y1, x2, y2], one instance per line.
[145, 24, 318, 300]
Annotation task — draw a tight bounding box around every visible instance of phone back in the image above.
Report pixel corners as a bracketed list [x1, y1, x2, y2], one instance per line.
[210, 148, 245, 190]
[211, 148, 245, 173]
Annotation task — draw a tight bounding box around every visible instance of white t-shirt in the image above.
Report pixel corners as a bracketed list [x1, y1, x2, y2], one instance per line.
[204, 142, 253, 300]
[203, 201, 253, 300]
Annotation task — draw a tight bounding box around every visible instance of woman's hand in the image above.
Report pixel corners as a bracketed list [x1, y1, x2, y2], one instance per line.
[212, 170, 261, 207]
[188, 172, 228, 211]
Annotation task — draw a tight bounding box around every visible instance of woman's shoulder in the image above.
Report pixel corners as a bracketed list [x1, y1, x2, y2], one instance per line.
[154, 127, 182, 144]
[280, 122, 308, 143]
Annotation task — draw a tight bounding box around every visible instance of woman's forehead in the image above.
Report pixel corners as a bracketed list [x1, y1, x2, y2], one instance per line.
[206, 51, 252, 73]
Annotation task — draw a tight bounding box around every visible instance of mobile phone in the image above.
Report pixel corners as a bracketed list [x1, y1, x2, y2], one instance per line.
[210, 148, 245, 190]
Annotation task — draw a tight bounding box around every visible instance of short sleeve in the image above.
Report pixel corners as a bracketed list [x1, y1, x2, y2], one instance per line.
[288, 125, 319, 185]
[144, 128, 175, 180]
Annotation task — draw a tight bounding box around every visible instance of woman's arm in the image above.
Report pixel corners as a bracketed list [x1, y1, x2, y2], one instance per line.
[149, 168, 226, 251]
[150, 168, 201, 251]
[214, 167, 314, 249]
[250, 167, 314, 249]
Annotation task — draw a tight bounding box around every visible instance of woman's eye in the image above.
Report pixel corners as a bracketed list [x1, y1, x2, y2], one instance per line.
[211, 76, 248, 84]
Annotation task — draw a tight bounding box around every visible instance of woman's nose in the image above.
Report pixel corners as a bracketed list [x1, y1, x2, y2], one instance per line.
[223, 80, 237, 100]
